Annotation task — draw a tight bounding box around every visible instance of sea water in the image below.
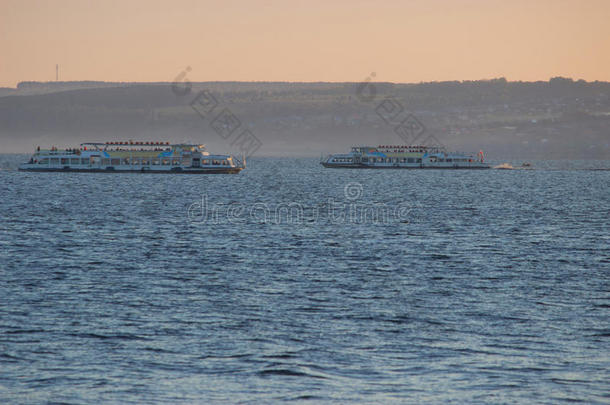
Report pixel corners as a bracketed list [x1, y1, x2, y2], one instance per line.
[0, 157, 608, 403]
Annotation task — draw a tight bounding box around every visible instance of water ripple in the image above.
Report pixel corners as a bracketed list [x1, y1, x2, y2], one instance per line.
[0, 157, 609, 404]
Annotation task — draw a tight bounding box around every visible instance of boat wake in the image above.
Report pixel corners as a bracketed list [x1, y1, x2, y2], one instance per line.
[493, 163, 533, 170]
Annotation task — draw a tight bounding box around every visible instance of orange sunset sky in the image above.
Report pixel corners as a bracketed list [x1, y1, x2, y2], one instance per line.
[1, 0, 609, 87]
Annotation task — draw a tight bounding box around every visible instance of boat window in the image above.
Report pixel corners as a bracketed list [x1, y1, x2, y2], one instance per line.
[222, 160, 228, 165]
[416, 158, 422, 163]
[102, 158, 110, 165]
[407, 158, 414, 163]
[141, 159, 149, 165]
[172, 158, 181, 165]
[446, 159, 452, 162]
[39, 158, 49, 164]
[51, 158, 59, 165]
[162, 158, 170, 165]
[386, 158, 391, 163]
[81, 158, 89, 165]
[202, 159, 209, 165]
[131, 158, 140, 165]
[61, 158, 68, 165]
[70, 158, 79, 164]
[181, 157, 191, 165]
[152, 159, 160, 165]
[111, 158, 121, 165]
[123, 158, 130, 165]
[212, 160, 220, 165]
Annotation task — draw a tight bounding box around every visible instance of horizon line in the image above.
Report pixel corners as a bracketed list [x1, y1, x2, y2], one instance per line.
[6, 76, 610, 89]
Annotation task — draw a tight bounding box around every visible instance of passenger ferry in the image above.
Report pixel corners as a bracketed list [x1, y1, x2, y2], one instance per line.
[321, 145, 489, 169]
[19, 141, 245, 174]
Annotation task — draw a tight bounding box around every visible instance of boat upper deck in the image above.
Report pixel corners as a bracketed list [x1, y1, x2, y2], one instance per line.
[353, 145, 446, 154]
[33, 141, 213, 158]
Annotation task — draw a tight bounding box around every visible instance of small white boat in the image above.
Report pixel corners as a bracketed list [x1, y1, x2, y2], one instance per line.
[493, 163, 534, 170]
[493, 163, 515, 170]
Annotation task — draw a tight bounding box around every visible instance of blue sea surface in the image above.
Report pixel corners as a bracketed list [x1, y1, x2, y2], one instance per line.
[0, 156, 609, 404]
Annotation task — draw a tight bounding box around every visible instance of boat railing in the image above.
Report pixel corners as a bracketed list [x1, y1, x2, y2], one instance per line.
[37, 149, 81, 156]
[233, 154, 246, 169]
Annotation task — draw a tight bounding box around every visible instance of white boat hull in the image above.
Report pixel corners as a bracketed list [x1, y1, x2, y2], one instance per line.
[18, 164, 243, 174]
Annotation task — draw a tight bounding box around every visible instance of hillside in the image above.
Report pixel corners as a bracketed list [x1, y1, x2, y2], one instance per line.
[1, 78, 609, 158]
